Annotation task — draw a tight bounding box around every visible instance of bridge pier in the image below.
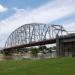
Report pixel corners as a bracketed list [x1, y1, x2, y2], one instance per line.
[72, 42, 75, 57]
[56, 35, 64, 57]
[3, 49, 14, 60]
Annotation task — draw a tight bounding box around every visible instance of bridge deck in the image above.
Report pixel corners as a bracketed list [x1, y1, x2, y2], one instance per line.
[4, 38, 56, 50]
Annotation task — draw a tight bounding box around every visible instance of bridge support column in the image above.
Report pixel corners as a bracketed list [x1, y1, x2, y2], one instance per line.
[72, 50, 75, 57]
[56, 35, 64, 57]
[56, 35, 60, 56]
[72, 42, 75, 57]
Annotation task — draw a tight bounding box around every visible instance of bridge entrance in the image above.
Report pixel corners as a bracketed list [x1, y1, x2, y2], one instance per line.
[56, 34, 75, 57]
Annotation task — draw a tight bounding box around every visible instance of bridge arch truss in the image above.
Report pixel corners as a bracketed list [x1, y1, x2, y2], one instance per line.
[5, 23, 67, 48]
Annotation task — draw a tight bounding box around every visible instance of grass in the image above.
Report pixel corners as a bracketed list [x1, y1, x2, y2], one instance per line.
[0, 57, 75, 75]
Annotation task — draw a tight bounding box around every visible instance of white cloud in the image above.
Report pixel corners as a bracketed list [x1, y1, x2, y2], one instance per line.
[0, 0, 75, 47]
[0, 4, 7, 13]
[63, 22, 75, 33]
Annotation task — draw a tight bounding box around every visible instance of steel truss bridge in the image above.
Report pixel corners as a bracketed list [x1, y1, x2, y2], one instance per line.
[4, 23, 67, 49]
[4, 23, 75, 57]
[3, 23, 75, 57]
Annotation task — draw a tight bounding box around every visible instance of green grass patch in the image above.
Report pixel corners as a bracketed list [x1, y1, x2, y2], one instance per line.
[0, 57, 75, 75]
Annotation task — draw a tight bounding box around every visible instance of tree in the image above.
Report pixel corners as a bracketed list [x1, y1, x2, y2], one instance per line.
[52, 46, 56, 50]
[30, 47, 38, 57]
[39, 45, 47, 51]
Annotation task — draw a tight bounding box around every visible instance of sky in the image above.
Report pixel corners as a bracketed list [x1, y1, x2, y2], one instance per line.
[0, 0, 75, 48]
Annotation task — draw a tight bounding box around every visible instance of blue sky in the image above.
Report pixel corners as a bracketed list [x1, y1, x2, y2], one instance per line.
[0, 0, 49, 9]
[0, 0, 49, 20]
[0, 0, 75, 48]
